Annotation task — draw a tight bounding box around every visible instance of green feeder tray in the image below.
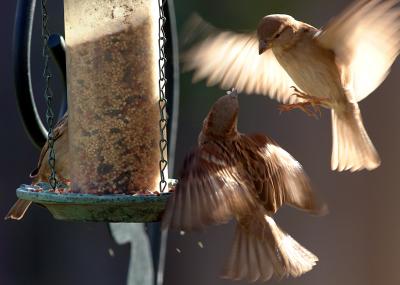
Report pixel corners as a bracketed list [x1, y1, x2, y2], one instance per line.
[16, 180, 176, 222]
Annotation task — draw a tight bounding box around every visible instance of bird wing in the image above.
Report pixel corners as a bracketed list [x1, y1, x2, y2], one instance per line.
[316, 0, 400, 102]
[181, 15, 301, 104]
[30, 112, 69, 178]
[244, 134, 326, 215]
[162, 142, 256, 231]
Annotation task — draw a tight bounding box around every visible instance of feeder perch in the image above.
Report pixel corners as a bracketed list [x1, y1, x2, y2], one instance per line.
[16, 180, 176, 222]
[12, 0, 179, 222]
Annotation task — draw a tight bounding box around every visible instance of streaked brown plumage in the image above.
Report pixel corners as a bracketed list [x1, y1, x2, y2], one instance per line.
[162, 90, 326, 282]
[5, 113, 69, 220]
[183, 0, 400, 172]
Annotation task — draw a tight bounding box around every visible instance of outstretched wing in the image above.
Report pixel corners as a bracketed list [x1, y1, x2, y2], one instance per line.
[243, 134, 326, 215]
[181, 15, 300, 104]
[162, 142, 255, 231]
[316, 0, 400, 102]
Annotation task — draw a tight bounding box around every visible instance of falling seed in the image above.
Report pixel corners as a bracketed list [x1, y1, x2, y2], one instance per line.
[180, 230, 185, 236]
[108, 248, 115, 257]
[176, 248, 181, 253]
[198, 241, 204, 249]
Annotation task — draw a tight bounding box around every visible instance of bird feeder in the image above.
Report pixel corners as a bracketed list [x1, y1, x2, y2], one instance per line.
[13, 0, 179, 222]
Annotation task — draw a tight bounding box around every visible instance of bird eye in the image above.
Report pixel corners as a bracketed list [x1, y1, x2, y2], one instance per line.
[274, 32, 281, 39]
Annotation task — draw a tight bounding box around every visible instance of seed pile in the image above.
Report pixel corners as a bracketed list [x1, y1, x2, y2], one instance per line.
[65, 2, 165, 194]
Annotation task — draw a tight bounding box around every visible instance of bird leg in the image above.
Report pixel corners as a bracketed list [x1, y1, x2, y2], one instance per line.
[279, 87, 329, 119]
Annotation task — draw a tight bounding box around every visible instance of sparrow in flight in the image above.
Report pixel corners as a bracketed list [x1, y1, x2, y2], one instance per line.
[182, 0, 400, 171]
[162, 89, 326, 282]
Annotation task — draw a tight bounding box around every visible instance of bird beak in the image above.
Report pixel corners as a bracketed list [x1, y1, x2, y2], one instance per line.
[227, 88, 238, 98]
[259, 40, 269, 55]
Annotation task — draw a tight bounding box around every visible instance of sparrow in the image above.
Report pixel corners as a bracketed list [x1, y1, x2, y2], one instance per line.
[162, 89, 326, 282]
[5, 112, 69, 220]
[182, 0, 400, 171]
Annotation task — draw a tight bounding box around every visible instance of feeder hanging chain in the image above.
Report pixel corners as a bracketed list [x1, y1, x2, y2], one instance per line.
[158, 0, 168, 193]
[41, 0, 57, 189]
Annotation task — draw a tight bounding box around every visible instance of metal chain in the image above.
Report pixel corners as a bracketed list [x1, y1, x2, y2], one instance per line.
[158, 0, 168, 193]
[41, 0, 57, 189]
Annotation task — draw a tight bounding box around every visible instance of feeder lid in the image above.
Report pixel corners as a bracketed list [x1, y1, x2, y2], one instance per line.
[16, 179, 176, 222]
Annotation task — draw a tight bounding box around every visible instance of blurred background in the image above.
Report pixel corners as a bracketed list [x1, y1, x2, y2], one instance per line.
[1, 0, 400, 284]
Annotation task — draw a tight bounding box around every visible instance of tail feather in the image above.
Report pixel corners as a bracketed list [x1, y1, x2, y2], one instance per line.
[222, 215, 318, 282]
[331, 103, 380, 171]
[266, 216, 318, 278]
[222, 223, 274, 281]
[254, 232, 275, 282]
[5, 199, 32, 220]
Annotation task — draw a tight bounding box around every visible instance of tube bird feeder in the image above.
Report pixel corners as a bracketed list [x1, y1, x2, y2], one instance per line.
[12, 0, 179, 222]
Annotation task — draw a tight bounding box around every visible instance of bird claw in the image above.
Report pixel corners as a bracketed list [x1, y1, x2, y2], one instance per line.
[279, 89, 329, 119]
[290, 86, 304, 94]
[278, 102, 321, 119]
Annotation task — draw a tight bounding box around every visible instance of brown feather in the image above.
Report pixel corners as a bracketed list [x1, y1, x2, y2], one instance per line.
[4, 200, 32, 220]
[239, 133, 327, 215]
[32, 112, 69, 183]
[6, 113, 69, 221]
[163, 91, 324, 281]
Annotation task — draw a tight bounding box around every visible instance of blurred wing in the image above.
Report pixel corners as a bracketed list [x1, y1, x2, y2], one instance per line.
[181, 16, 300, 104]
[162, 142, 255, 231]
[245, 134, 326, 215]
[316, 0, 400, 102]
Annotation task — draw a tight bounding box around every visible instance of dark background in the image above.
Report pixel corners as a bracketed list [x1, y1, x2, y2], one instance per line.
[1, 1, 400, 285]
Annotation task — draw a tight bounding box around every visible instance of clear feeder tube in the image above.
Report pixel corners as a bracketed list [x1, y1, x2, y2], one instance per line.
[64, 0, 167, 194]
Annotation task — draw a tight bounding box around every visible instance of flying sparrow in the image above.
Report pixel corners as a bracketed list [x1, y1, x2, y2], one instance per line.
[182, 0, 400, 171]
[5, 113, 69, 220]
[162, 89, 326, 282]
